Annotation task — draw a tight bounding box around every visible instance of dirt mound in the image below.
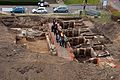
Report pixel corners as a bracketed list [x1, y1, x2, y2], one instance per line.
[1, 57, 120, 80]
[0, 22, 15, 43]
[92, 22, 120, 60]
[94, 22, 120, 40]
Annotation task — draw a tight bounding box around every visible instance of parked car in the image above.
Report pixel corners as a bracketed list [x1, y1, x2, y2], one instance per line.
[38, 0, 49, 7]
[86, 9, 101, 16]
[53, 6, 69, 13]
[11, 6, 25, 13]
[32, 7, 47, 14]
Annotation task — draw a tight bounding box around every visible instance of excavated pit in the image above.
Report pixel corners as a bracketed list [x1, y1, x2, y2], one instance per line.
[1, 16, 50, 53]
[0, 16, 120, 80]
[1, 16, 114, 63]
[59, 18, 113, 63]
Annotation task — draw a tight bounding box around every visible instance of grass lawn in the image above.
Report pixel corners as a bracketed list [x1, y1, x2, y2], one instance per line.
[0, 0, 38, 2]
[64, 0, 100, 5]
[10, 0, 38, 2]
[100, 10, 111, 23]
[108, 5, 120, 17]
[0, 0, 39, 5]
[92, 10, 111, 23]
[0, 13, 6, 17]
[112, 12, 120, 17]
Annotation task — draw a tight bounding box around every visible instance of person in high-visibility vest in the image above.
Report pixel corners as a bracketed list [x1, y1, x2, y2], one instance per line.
[60, 32, 64, 47]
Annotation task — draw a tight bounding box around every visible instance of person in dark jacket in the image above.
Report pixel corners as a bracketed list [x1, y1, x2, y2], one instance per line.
[51, 25, 54, 32]
[53, 18, 56, 25]
[85, 0, 87, 4]
[56, 30, 60, 43]
[51, 18, 56, 32]
[53, 23, 57, 35]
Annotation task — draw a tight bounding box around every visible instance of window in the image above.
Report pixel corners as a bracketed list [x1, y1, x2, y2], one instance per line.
[62, 7, 67, 9]
[38, 8, 44, 10]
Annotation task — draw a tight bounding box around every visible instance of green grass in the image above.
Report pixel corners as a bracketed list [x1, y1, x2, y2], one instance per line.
[100, 11, 110, 23]
[53, 13, 79, 17]
[0, 0, 38, 5]
[10, 0, 38, 2]
[64, 0, 100, 5]
[92, 10, 111, 23]
[0, 0, 100, 5]
[0, 13, 7, 17]
[112, 12, 120, 17]
[0, 0, 38, 2]
[14, 13, 80, 18]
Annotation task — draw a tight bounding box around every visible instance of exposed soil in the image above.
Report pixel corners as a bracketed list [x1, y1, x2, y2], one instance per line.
[0, 16, 120, 80]
[26, 40, 49, 53]
[94, 22, 120, 60]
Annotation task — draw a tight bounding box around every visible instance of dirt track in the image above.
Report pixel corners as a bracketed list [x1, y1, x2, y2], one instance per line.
[0, 16, 120, 80]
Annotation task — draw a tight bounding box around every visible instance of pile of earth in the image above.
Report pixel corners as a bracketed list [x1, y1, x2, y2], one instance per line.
[0, 16, 120, 80]
[93, 22, 120, 60]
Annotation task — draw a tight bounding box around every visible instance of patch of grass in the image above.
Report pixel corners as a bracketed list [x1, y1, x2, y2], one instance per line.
[15, 13, 80, 18]
[11, 0, 38, 2]
[64, 0, 83, 4]
[52, 13, 79, 17]
[100, 11, 110, 23]
[0, 0, 38, 5]
[0, 13, 7, 16]
[64, 0, 100, 5]
[0, 0, 38, 2]
[112, 12, 120, 17]
[108, 5, 120, 21]
[91, 10, 111, 23]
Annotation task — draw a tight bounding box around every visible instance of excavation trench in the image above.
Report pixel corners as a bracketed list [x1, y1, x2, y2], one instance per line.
[1, 16, 115, 66]
[1, 14, 120, 80]
[1, 16, 50, 54]
[58, 18, 114, 65]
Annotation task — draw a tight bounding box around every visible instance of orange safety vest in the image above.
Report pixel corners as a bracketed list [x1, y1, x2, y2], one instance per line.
[61, 33, 64, 37]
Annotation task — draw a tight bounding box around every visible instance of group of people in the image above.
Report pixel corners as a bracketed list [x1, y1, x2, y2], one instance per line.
[51, 19, 68, 48]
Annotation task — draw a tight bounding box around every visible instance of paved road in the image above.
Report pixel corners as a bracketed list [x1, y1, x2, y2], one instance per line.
[0, 4, 96, 14]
